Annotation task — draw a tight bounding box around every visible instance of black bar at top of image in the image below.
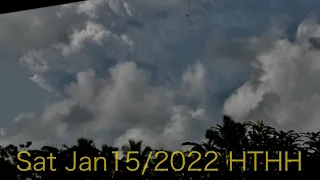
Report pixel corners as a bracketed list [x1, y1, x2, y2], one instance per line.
[0, 0, 87, 15]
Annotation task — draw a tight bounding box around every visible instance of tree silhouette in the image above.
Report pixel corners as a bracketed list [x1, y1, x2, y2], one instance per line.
[0, 115, 318, 180]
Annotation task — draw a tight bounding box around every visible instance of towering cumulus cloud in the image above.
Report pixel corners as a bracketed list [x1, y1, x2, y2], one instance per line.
[1, 0, 320, 149]
[224, 19, 320, 132]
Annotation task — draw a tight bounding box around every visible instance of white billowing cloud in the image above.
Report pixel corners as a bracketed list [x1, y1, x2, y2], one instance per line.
[181, 61, 207, 101]
[17, 0, 314, 98]
[76, 0, 106, 18]
[114, 105, 207, 150]
[1, 61, 208, 150]
[5, 0, 218, 149]
[224, 19, 320, 132]
[19, 20, 135, 94]
[58, 21, 134, 56]
[30, 74, 53, 92]
[296, 18, 320, 42]
[2, 0, 320, 149]
[84, 62, 175, 133]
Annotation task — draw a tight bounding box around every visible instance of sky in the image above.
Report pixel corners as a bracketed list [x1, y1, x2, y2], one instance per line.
[1, 0, 320, 149]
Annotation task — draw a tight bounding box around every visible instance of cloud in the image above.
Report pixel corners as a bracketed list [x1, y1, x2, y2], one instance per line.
[17, 0, 320, 97]
[1, 61, 209, 150]
[114, 105, 207, 150]
[224, 18, 320, 132]
[2, 0, 320, 148]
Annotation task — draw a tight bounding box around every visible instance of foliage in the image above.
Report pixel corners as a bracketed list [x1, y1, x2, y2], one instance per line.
[0, 116, 318, 180]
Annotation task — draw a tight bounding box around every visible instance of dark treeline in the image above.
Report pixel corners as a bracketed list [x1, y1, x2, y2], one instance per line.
[1, 116, 319, 180]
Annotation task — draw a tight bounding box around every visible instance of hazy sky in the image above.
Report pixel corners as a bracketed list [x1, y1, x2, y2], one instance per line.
[1, 0, 320, 149]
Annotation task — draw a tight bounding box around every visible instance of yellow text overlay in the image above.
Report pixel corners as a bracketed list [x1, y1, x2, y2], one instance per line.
[16, 151, 301, 173]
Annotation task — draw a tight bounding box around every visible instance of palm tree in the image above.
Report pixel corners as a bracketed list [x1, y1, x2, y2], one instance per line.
[247, 120, 276, 150]
[205, 116, 249, 151]
[0, 115, 319, 180]
[121, 140, 152, 179]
